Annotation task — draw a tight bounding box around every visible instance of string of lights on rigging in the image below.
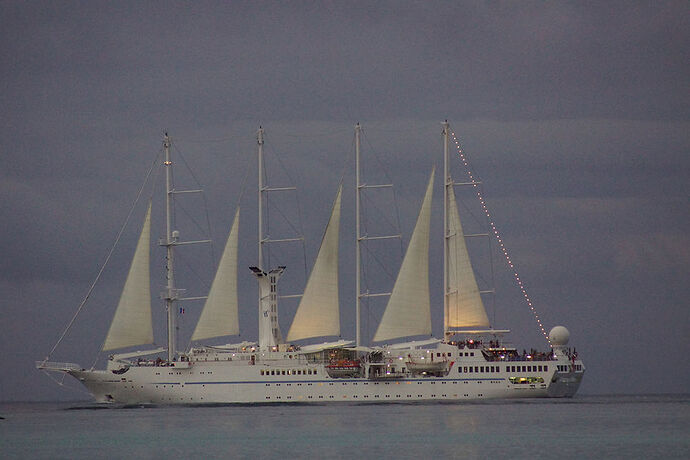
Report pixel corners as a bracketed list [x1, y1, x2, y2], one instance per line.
[449, 130, 550, 344]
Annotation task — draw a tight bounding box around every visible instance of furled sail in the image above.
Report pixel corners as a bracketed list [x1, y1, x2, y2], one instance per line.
[446, 185, 490, 328]
[373, 170, 434, 342]
[103, 203, 154, 351]
[192, 208, 240, 341]
[287, 185, 342, 341]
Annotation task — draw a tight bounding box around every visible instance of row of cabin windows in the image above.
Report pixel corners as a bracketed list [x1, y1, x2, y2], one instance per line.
[264, 394, 482, 400]
[507, 364, 548, 373]
[557, 364, 582, 372]
[156, 371, 213, 376]
[263, 381, 500, 387]
[459, 364, 548, 374]
[432, 352, 475, 357]
[260, 369, 317, 376]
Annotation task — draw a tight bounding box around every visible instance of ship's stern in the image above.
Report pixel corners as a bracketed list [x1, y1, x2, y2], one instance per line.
[547, 361, 585, 397]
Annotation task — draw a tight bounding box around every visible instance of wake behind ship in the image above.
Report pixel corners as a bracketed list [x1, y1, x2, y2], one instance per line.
[38, 123, 585, 404]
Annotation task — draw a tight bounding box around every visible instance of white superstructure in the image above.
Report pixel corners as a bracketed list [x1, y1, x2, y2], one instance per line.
[37, 123, 584, 404]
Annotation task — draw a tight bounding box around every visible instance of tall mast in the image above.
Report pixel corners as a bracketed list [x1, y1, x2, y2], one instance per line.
[442, 121, 450, 339]
[257, 127, 264, 271]
[354, 123, 398, 346]
[163, 133, 177, 362]
[252, 126, 287, 351]
[355, 123, 362, 348]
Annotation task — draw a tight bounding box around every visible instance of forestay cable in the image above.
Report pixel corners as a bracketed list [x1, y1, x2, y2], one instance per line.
[450, 128, 550, 344]
[43, 149, 162, 362]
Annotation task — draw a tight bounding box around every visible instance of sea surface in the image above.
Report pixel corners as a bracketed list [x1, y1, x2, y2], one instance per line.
[1, 394, 688, 459]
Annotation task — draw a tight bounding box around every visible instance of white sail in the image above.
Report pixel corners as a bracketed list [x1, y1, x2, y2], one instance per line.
[192, 208, 240, 341]
[287, 185, 342, 341]
[373, 170, 434, 342]
[103, 203, 153, 351]
[447, 185, 490, 328]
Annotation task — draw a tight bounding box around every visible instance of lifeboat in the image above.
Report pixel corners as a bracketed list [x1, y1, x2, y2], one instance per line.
[405, 356, 450, 374]
[325, 360, 362, 378]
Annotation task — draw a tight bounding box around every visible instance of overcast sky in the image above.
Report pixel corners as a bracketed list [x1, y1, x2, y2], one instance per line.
[1, 1, 688, 401]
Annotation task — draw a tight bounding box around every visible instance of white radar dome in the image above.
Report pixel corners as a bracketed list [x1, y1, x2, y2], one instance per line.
[548, 326, 570, 346]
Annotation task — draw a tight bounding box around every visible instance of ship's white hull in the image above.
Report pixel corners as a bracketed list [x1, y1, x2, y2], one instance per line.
[66, 349, 584, 405]
[39, 127, 588, 405]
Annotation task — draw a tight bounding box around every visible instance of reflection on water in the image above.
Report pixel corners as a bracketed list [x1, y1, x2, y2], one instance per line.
[1, 395, 688, 459]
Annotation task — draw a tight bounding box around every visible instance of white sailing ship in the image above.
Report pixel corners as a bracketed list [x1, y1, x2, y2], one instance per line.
[37, 123, 584, 404]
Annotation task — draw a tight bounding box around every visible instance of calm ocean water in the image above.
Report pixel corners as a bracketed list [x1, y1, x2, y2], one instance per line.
[1, 394, 688, 459]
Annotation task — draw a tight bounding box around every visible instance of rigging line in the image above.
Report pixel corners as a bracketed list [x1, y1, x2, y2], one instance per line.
[234, 143, 254, 213]
[170, 141, 215, 263]
[453, 183, 496, 311]
[343, 133, 357, 190]
[449, 127, 550, 344]
[263, 138, 307, 277]
[204, 140, 254, 280]
[488, 228, 497, 327]
[171, 142, 216, 263]
[175, 250, 213, 293]
[173, 197, 209, 238]
[360, 239, 398, 281]
[394, 183, 404, 258]
[41, 370, 92, 396]
[359, 127, 404, 257]
[176, 138, 251, 283]
[44, 148, 162, 363]
[201, 190, 216, 274]
[262, 143, 303, 239]
[456, 183, 486, 232]
[91, 163, 163, 371]
[266, 199, 304, 238]
[361, 191, 402, 239]
[288, 153, 308, 282]
[172, 142, 204, 189]
[264, 139, 300, 193]
[359, 128, 397, 191]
